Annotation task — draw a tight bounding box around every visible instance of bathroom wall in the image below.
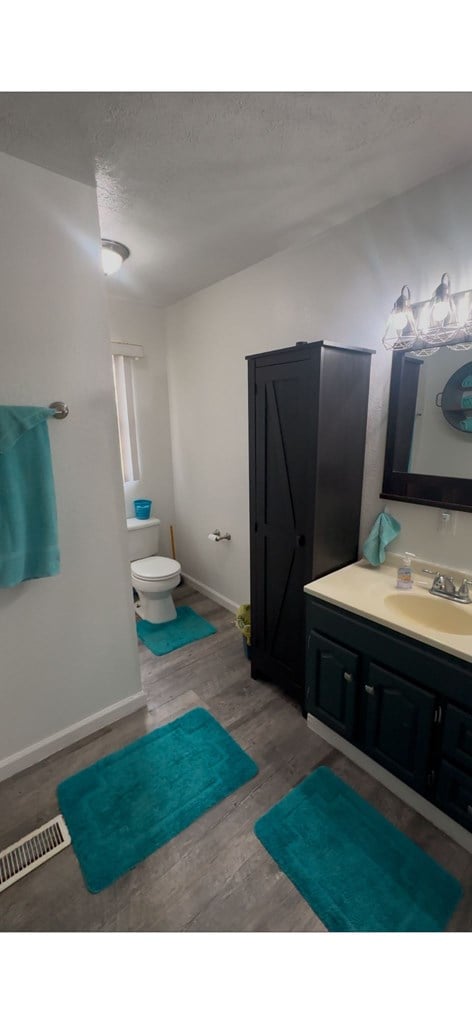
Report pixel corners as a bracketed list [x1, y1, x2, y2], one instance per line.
[0, 151, 143, 776]
[107, 296, 175, 555]
[165, 161, 472, 607]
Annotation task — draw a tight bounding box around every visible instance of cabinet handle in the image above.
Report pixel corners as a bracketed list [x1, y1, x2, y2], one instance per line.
[468, 806, 472, 817]
[343, 672, 353, 683]
[296, 534, 306, 548]
[364, 684, 375, 695]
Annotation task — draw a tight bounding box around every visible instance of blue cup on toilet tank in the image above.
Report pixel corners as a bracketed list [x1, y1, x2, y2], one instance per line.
[134, 499, 152, 520]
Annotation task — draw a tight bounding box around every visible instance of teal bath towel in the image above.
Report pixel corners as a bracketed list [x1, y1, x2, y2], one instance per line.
[0, 406, 60, 587]
[363, 511, 401, 566]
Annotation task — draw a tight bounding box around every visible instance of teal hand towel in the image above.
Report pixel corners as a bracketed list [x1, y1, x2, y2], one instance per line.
[363, 511, 401, 567]
[0, 406, 60, 587]
[461, 394, 472, 409]
[461, 375, 472, 388]
[459, 418, 472, 432]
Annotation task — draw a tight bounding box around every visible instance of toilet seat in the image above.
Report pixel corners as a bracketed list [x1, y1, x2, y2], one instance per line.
[131, 555, 181, 582]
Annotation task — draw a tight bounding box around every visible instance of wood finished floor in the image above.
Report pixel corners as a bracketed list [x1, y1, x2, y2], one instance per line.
[0, 584, 471, 931]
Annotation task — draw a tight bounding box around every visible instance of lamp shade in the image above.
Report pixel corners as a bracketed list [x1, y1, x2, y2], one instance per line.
[101, 239, 130, 276]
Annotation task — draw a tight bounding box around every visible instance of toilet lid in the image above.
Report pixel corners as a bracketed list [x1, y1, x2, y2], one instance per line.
[131, 556, 181, 581]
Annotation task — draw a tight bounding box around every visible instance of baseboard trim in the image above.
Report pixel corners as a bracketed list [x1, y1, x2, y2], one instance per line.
[307, 714, 472, 854]
[0, 691, 147, 783]
[182, 574, 239, 614]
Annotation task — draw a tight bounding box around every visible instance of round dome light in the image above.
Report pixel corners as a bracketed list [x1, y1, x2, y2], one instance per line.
[101, 239, 130, 276]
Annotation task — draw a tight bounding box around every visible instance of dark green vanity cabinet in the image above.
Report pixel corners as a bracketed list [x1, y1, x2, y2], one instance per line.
[305, 595, 472, 834]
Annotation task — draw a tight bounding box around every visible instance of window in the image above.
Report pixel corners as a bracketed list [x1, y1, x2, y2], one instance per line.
[112, 352, 141, 484]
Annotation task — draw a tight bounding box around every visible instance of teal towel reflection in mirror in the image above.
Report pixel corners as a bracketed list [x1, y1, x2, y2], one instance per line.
[363, 511, 401, 567]
[461, 375, 472, 388]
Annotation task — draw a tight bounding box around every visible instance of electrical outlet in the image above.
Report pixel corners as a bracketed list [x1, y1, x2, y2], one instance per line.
[438, 510, 456, 535]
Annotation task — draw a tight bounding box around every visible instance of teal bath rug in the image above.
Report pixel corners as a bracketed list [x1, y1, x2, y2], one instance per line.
[254, 767, 462, 932]
[136, 605, 216, 655]
[58, 708, 258, 893]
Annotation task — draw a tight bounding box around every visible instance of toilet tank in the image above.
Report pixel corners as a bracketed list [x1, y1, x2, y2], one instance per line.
[126, 517, 160, 562]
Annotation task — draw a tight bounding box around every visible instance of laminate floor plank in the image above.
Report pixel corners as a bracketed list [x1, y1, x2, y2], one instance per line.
[0, 587, 470, 931]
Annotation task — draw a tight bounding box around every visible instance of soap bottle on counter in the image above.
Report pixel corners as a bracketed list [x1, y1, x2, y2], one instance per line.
[396, 552, 415, 589]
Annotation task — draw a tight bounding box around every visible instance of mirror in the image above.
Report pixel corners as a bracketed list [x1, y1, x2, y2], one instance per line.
[382, 348, 472, 512]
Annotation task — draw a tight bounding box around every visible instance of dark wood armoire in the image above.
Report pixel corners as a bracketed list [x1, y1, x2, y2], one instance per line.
[246, 340, 373, 706]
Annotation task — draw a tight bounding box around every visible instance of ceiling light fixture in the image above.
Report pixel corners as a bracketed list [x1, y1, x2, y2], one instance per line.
[101, 239, 130, 276]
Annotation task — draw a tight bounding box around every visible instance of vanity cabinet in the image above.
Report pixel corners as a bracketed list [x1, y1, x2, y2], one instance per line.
[305, 595, 472, 834]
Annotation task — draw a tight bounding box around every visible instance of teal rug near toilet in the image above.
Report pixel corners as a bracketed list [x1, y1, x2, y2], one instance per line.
[254, 767, 462, 932]
[58, 708, 258, 893]
[136, 605, 216, 655]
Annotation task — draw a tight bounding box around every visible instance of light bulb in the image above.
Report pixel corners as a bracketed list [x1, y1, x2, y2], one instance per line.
[390, 310, 408, 332]
[382, 285, 416, 348]
[430, 272, 455, 327]
[431, 299, 450, 324]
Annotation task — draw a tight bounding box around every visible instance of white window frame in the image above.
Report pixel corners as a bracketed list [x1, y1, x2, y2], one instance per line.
[111, 343, 143, 484]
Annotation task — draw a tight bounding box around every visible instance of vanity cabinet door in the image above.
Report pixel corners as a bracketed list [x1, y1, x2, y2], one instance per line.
[306, 630, 359, 739]
[364, 664, 435, 793]
[442, 704, 472, 775]
[436, 761, 472, 832]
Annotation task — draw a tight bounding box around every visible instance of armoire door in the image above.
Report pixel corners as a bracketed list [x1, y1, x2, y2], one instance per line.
[250, 352, 318, 693]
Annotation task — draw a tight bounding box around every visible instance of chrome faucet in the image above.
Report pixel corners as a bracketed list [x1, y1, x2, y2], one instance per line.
[422, 569, 472, 604]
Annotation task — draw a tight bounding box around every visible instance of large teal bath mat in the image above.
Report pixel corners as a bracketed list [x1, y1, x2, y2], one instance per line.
[254, 767, 462, 932]
[136, 606, 216, 655]
[58, 708, 258, 893]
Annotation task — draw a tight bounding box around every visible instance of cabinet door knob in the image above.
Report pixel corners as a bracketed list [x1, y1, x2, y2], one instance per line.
[364, 684, 375, 695]
[343, 672, 352, 683]
[468, 805, 472, 817]
[296, 534, 305, 547]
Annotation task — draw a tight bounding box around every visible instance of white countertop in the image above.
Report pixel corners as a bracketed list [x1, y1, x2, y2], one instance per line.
[304, 559, 472, 664]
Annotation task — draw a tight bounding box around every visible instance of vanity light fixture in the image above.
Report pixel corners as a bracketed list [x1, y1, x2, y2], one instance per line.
[382, 272, 472, 357]
[382, 285, 417, 348]
[101, 239, 130, 276]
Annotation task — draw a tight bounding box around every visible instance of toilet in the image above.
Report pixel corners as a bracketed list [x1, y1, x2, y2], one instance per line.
[126, 516, 181, 624]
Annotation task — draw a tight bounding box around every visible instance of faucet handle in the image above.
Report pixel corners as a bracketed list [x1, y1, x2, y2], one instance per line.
[457, 578, 472, 600]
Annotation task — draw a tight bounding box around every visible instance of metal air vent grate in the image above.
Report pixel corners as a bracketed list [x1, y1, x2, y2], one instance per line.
[0, 815, 71, 893]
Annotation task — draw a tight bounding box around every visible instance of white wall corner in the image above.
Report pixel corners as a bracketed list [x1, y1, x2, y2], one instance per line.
[0, 691, 147, 783]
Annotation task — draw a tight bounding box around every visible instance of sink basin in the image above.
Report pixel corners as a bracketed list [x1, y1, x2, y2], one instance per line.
[384, 593, 472, 636]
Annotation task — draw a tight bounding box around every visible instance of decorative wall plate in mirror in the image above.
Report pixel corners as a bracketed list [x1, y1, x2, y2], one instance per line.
[436, 360, 472, 433]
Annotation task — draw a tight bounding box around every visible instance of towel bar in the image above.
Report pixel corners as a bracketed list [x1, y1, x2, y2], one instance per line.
[49, 402, 69, 419]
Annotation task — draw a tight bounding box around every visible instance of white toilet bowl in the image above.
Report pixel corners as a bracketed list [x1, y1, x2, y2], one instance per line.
[131, 555, 181, 624]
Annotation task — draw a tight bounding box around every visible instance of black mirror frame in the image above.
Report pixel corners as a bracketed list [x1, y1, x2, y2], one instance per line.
[381, 349, 472, 513]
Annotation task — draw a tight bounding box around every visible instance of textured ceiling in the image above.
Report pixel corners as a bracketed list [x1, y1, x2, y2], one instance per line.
[1, 92, 472, 306]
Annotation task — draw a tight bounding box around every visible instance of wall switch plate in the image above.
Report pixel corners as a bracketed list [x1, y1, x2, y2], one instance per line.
[438, 510, 456, 535]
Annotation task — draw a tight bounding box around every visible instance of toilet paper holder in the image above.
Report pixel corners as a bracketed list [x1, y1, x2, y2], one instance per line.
[208, 529, 231, 542]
